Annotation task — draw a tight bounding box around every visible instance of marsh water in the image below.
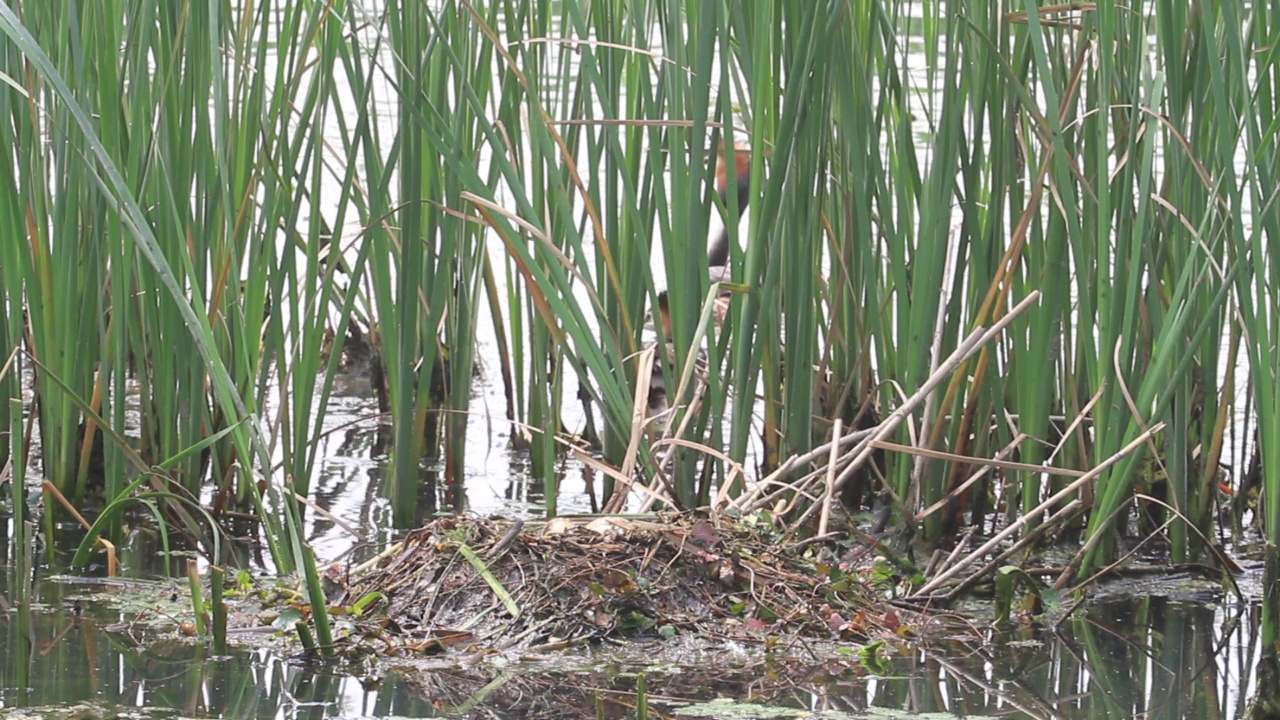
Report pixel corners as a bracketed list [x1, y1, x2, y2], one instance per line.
[1, 359, 1266, 717]
[0, 366, 1267, 719]
[0, 560, 1262, 718]
[2, 3, 1270, 719]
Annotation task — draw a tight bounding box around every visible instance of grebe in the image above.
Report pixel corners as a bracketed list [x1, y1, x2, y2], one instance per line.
[707, 142, 753, 269]
[646, 143, 756, 417]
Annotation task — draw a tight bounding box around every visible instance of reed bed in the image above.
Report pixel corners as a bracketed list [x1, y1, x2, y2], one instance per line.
[1, 0, 1278, 658]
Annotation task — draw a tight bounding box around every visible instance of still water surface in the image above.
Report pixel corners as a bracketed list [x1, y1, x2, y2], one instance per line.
[0, 560, 1261, 718]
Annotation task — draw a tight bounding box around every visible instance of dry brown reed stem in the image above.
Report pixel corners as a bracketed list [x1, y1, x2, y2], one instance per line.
[1063, 492, 1243, 599]
[636, 382, 713, 514]
[1045, 383, 1106, 466]
[1062, 515, 1172, 596]
[818, 419, 843, 538]
[911, 224, 963, 494]
[642, 436, 752, 512]
[939, 499, 1086, 603]
[910, 433, 1029, 522]
[912, 421, 1165, 597]
[641, 293, 1042, 520]
[932, 528, 977, 578]
[602, 346, 657, 513]
[576, 443, 672, 509]
[741, 291, 1042, 533]
[725, 427, 875, 513]
[288, 487, 365, 539]
[831, 291, 1043, 496]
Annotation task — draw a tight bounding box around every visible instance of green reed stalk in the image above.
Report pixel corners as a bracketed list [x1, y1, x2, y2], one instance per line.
[722, 2, 840, 489]
[264, 0, 374, 512]
[0, 175, 18, 477]
[8, 399, 25, 601]
[825, 1, 899, 513]
[654, 0, 719, 504]
[1206, 0, 1280, 654]
[0, 0, 388, 572]
[420, 1, 662, 511]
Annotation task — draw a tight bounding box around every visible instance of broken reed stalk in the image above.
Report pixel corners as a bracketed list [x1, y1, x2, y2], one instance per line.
[736, 292, 1042, 531]
[912, 421, 1165, 597]
[635, 378, 713, 513]
[931, 528, 978, 577]
[1063, 516, 1174, 596]
[571, 443, 670, 510]
[602, 347, 658, 513]
[910, 433, 1028, 522]
[817, 418, 843, 538]
[614, 282, 724, 514]
[911, 223, 963, 494]
[830, 292, 1044, 497]
[724, 427, 875, 513]
[644, 435, 750, 512]
[1063, 492, 1242, 597]
[939, 499, 1086, 603]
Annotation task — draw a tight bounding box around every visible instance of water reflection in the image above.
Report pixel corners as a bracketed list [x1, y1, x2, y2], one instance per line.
[891, 598, 1256, 719]
[0, 563, 1259, 719]
[293, 403, 603, 562]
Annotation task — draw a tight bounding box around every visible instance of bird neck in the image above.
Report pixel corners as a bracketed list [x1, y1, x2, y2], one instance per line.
[707, 226, 730, 268]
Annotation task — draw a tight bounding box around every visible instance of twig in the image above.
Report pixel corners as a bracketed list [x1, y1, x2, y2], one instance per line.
[727, 426, 874, 513]
[638, 382, 712, 513]
[940, 499, 1085, 603]
[913, 422, 1164, 597]
[912, 434, 1028, 522]
[766, 291, 1044, 534]
[818, 419, 842, 538]
[833, 291, 1043, 496]
[1065, 517, 1173, 596]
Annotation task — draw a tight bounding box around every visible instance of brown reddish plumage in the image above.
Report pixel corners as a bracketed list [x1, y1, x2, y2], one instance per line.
[645, 141, 759, 419]
[709, 142, 753, 268]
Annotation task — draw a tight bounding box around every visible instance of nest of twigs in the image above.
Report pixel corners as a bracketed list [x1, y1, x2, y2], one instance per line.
[339, 513, 903, 654]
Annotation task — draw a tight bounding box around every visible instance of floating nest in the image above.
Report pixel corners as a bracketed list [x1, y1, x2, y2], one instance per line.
[336, 513, 916, 656]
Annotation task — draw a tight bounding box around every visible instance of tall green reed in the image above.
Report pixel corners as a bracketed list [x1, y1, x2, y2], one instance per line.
[1205, 0, 1280, 655]
[0, 0, 382, 573]
[853, 0, 1246, 563]
[770, 0, 1260, 578]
